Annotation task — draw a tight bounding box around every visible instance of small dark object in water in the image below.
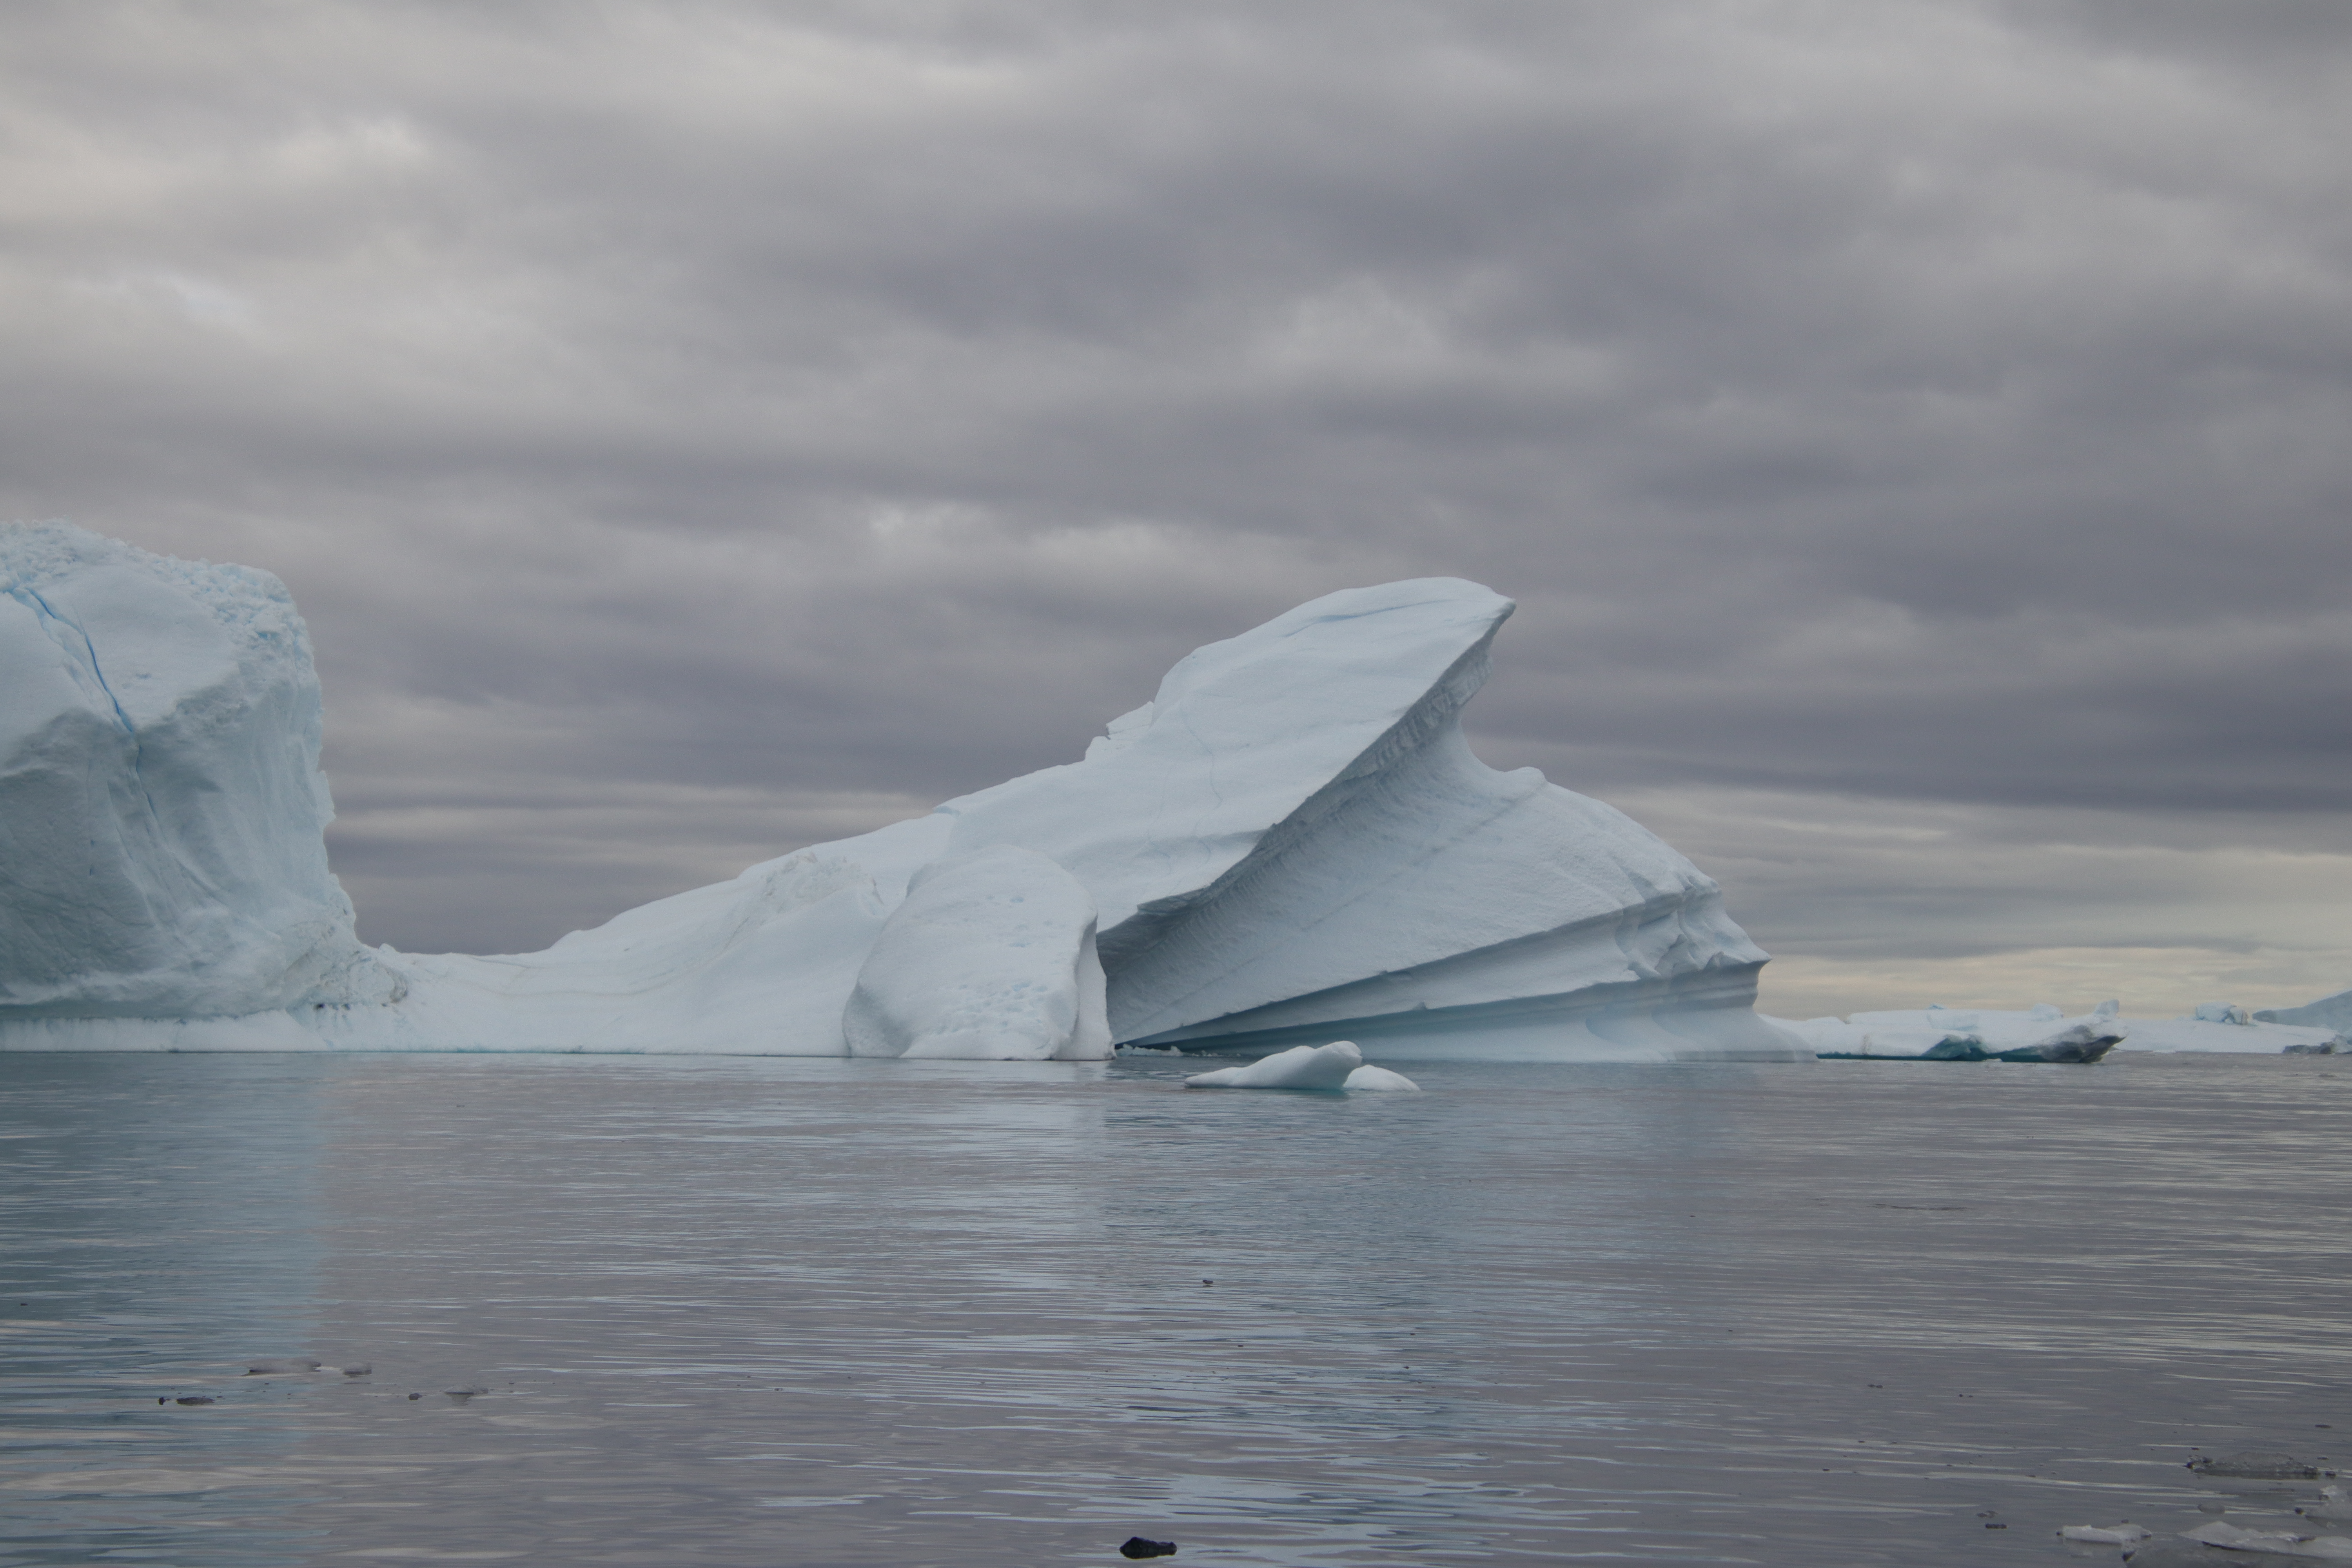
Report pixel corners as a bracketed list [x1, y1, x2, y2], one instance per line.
[1120, 1538, 1178, 1558]
[408, 1392, 422, 1400]
[246, 1357, 321, 1376]
[174, 1395, 214, 1405]
[341, 1363, 372, 1377]
[2189, 1450, 2320, 1479]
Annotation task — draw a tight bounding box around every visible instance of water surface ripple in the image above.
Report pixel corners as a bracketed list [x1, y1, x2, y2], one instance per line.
[2, 1052, 2346, 1565]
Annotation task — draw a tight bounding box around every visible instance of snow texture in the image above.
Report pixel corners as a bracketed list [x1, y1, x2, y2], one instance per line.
[2, 530, 1792, 1063]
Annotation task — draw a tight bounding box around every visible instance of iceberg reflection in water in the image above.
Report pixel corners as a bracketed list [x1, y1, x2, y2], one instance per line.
[2, 1051, 2348, 1566]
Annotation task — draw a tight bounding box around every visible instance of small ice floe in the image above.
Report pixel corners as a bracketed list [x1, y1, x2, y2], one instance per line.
[2181, 1520, 2352, 1559]
[1183, 1041, 1418, 1092]
[246, 1356, 372, 1377]
[2059, 1523, 2154, 1544]
[443, 1385, 488, 1399]
[2302, 1488, 2352, 1525]
[2190, 1452, 2327, 1480]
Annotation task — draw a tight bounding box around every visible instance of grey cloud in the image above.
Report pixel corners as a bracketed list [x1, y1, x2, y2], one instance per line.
[2, 1, 2347, 980]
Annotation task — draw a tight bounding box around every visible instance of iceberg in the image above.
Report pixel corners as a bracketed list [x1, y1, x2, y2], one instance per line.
[1775, 1005, 2125, 1062]
[1771, 1000, 2344, 1059]
[1, 523, 1797, 1063]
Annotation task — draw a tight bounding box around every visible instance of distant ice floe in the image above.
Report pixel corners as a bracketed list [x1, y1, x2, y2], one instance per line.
[3, 523, 1795, 1065]
[2180, 1519, 2352, 1559]
[1770, 995, 2347, 1060]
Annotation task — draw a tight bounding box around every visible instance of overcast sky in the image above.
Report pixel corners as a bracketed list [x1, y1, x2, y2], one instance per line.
[6, 0, 2349, 1018]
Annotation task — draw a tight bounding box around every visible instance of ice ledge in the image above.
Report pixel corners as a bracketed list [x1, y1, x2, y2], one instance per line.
[1126, 965, 1804, 1063]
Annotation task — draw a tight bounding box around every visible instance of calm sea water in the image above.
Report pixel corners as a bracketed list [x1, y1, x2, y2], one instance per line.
[1, 1050, 2345, 1567]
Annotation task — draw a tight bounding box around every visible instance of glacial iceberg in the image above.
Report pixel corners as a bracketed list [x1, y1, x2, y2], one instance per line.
[1, 523, 1796, 1063]
[2256, 986, 2352, 1034]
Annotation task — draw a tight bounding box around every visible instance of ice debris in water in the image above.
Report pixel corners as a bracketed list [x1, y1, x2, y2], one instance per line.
[1184, 1041, 1419, 1091]
[2181, 1520, 2352, 1559]
[245, 1357, 321, 1375]
[2304, 1488, 2352, 1525]
[1187, 1040, 1359, 1089]
[2190, 1452, 2326, 1480]
[2059, 1523, 2154, 1544]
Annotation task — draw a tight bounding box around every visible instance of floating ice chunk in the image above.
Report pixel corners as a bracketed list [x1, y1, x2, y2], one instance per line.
[2182, 1520, 2352, 1559]
[843, 846, 1110, 1061]
[1343, 1064, 1421, 1091]
[2194, 1002, 2253, 1025]
[1185, 1040, 1363, 1089]
[2303, 1487, 2352, 1524]
[244, 1357, 322, 1375]
[2058, 1524, 2153, 1544]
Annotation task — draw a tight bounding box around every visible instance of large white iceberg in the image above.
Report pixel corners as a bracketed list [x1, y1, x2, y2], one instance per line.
[1, 523, 1796, 1063]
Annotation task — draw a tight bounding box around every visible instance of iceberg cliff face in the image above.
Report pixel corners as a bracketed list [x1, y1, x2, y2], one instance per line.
[0, 526, 1792, 1062]
[0, 524, 381, 1020]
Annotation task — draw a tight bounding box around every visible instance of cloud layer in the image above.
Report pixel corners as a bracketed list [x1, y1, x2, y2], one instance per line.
[5, 1, 2348, 1011]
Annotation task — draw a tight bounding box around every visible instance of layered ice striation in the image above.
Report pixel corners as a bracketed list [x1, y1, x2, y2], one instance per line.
[2, 525, 1794, 1062]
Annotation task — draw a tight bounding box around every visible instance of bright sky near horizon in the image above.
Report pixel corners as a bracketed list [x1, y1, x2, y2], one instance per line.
[4, 1, 2348, 1019]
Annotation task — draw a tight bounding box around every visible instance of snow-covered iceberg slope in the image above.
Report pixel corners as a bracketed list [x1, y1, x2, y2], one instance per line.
[1, 524, 1793, 1062]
